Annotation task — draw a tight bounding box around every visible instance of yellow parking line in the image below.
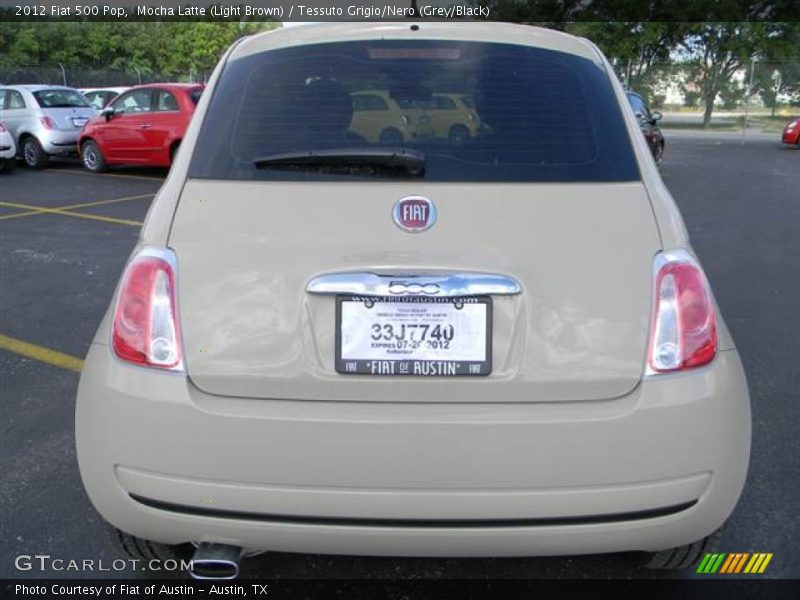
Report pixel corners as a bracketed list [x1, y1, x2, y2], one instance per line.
[43, 168, 164, 182]
[0, 334, 84, 373]
[0, 201, 143, 226]
[0, 193, 153, 222]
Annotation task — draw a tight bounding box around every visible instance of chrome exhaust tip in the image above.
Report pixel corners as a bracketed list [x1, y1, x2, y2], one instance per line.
[189, 543, 242, 580]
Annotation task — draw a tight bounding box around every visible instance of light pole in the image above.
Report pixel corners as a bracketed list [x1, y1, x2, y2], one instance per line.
[741, 55, 757, 145]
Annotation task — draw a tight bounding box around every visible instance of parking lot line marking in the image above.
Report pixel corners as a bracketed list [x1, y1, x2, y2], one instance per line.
[0, 334, 84, 373]
[42, 168, 164, 182]
[0, 193, 154, 222]
[0, 201, 143, 226]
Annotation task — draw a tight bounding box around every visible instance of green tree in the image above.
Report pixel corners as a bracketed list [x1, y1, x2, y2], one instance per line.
[565, 22, 687, 102]
[678, 23, 767, 127]
[0, 21, 278, 82]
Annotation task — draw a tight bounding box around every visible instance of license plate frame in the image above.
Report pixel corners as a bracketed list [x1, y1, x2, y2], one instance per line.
[72, 117, 88, 128]
[335, 295, 492, 377]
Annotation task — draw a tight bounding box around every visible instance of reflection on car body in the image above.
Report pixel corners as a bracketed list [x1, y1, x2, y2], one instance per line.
[350, 90, 480, 143]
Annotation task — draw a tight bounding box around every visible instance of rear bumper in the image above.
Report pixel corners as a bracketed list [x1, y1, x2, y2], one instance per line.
[76, 346, 750, 557]
[40, 130, 80, 154]
[0, 135, 15, 158]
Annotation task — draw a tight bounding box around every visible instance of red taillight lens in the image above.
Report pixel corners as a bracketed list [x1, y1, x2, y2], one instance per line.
[112, 250, 183, 370]
[40, 116, 56, 130]
[0, 122, 7, 133]
[648, 250, 717, 373]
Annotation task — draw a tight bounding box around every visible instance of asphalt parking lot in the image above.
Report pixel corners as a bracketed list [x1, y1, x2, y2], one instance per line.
[1, 135, 798, 580]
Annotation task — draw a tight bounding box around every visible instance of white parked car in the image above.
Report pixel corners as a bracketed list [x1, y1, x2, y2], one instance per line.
[80, 87, 129, 109]
[0, 120, 16, 172]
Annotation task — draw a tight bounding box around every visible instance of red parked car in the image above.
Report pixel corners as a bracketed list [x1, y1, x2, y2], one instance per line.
[79, 83, 203, 171]
[782, 117, 799, 147]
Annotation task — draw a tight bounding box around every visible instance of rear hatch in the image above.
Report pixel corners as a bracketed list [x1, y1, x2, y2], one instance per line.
[32, 88, 96, 130]
[169, 36, 659, 403]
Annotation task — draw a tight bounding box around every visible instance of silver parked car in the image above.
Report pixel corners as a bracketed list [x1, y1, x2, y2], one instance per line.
[76, 23, 750, 579]
[0, 120, 16, 173]
[0, 85, 96, 168]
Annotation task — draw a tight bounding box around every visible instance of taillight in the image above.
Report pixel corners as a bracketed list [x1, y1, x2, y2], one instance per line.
[112, 248, 183, 370]
[0, 122, 7, 133]
[647, 249, 717, 373]
[40, 116, 56, 130]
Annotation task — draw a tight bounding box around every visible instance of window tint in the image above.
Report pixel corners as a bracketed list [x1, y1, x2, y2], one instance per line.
[112, 90, 152, 114]
[33, 89, 89, 108]
[190, 41, 639, 182]
[7, 91, 26, 109]
[154, 90, 179, 112]
[460, 95, 475, 109]
[627, 93, 648, 117]
[189, 89, 203, 105]
[434, 95, 457, 110]
[353, 94, 388, 111]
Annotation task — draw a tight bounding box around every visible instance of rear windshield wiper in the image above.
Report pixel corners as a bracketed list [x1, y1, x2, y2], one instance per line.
[252, 148, 426, 177]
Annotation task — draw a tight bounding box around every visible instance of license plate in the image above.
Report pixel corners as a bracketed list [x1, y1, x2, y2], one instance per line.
[72, 117, 88, 128]
[336, 296, 491, 376]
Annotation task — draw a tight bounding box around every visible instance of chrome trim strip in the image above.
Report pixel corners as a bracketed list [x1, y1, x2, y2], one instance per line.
[306, 272, 521, 297]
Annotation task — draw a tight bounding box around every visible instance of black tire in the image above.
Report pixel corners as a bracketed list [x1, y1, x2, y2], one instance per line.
[449, 124, 470, 143]
[654, 141, 665, 164]
[379, 127, 404, 144]
[636, 525, 724, 570]
[21, 137, 49, 169]
[169, 141, 181, 165]
[104, 520, 193, 565]
[0, 158, 16, 173]
[81, 140, 108, 173]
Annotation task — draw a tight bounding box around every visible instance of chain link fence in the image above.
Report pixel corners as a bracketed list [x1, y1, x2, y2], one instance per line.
[0, 65, 209, 88]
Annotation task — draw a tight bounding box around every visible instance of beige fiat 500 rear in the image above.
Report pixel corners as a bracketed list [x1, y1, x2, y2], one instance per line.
[76, 23, 750, 576]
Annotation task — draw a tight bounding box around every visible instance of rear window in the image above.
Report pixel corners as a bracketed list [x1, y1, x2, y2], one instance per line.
[189, 88, 203, 105]
[33, 89, 90, 108]
[627, 93, 647, 116]
[189, 41, 639, 182]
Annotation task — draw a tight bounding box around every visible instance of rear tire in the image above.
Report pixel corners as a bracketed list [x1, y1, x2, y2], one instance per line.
[22, 137, 49, 169]
[654, 141, 665, 164]
[636, 525, 724, 570]
[0, 158, 16, 173]
[104, 520, 193, 565]
[379, 127, 404, 144]
[81, 140, 108, 173]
